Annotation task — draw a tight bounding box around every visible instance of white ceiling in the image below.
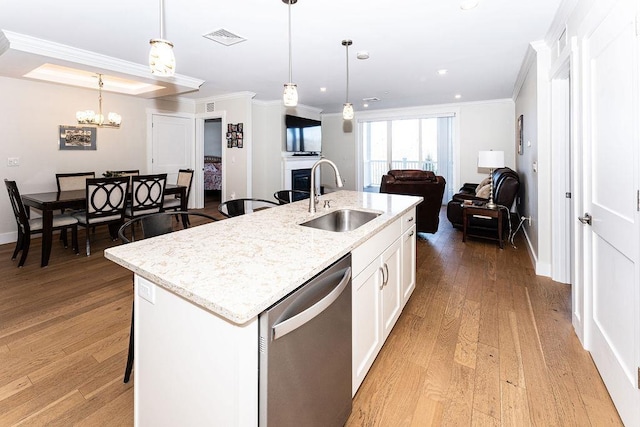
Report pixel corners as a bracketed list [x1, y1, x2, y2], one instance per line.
[0, 0, 563, 113]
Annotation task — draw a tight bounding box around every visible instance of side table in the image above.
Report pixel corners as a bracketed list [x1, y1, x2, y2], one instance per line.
[462, 203, 504, 249]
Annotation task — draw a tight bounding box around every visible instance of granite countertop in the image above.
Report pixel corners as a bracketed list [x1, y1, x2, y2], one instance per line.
[104, 190, 421, 325]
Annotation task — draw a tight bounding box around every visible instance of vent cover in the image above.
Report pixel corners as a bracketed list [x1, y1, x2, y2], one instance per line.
[363, 97, 380, 102]
[203, 29, 246, 46]
[206, 102, 215, 112]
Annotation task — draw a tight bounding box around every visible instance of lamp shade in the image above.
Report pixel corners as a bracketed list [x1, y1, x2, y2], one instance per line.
[478, 150, 505, 169]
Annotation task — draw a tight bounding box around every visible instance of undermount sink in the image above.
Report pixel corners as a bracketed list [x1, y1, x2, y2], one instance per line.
[300, 209, 381, 232]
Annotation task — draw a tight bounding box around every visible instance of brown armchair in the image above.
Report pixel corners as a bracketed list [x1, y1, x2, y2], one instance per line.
[380, 170, 446, 233]
[446, 167, 520, 231]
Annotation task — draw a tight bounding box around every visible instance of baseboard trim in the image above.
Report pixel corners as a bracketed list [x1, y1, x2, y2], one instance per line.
[522, 228, 551, 278]
[0, 231, 17, 245]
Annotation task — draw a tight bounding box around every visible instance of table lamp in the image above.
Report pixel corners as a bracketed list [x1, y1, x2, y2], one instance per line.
[478, 150, 504, 208]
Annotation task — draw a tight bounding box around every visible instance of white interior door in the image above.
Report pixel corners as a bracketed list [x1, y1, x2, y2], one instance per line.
[151, 113, 195, 206]
[584, 2, 640, 425]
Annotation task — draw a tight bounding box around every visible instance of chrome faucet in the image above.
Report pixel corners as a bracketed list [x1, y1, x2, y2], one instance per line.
[309, 158, 344, 214]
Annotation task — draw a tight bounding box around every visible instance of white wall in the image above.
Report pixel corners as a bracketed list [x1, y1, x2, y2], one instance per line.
[196, 93, 254, 200]
[320, 100, 515, 195]
[251, 101, 283, 200]
[514, 42, 552, 276]
[0, 76, 190, 243]
[204, 119, 222, 157]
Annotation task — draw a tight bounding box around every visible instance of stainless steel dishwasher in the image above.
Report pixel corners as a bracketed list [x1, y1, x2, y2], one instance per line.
[259, 253, 352, 427]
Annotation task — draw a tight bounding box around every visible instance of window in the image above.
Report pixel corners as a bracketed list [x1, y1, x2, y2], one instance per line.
[361, 115, 454, 201]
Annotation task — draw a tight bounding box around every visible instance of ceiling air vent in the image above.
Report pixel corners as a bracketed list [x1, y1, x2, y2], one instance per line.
[363, 97, 380, 102]
[203, 29, 246, 46]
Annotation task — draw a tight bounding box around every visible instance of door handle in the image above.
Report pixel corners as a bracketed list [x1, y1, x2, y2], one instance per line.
[578, 213, 592, 225]
[272, 267, 351, 340]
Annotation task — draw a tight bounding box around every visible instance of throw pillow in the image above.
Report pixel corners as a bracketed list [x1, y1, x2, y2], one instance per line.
[475, 177, 491, 193]
[476, 184, 491, 199]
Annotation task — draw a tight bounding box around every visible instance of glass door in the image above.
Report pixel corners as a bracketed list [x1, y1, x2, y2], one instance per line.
[361, 115, 453, 200]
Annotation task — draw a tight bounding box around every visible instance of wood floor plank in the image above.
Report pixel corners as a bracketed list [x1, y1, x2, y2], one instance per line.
[0, 204, 624, 425]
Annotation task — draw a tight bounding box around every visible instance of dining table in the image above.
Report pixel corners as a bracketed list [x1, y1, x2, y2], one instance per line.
[21, 184, 187, 267]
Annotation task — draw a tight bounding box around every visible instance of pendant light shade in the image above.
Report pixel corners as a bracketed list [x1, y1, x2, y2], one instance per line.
[149, 0, 175, 76]
[282, 0, 298, 106]
[342, 102, 354, 120]
[342, 39, 353, 120]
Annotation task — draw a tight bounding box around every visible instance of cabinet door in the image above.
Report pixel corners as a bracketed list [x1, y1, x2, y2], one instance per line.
[381, 238, 402, 341]
[401, 225, 416, 306]
[352, 258, 383, 396]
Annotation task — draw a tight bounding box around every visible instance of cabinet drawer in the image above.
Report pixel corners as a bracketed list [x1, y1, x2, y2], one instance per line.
[402, 208, 416, 233]
[352, 217, 401, 277]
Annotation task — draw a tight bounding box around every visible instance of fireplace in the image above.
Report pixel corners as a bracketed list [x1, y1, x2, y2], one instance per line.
[292, 169, 311, 193]
[282, 154, 320, 191]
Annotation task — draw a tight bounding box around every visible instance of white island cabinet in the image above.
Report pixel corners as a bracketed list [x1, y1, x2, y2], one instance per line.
[351, 207, 416, 395]
[104, 190, 421, 426]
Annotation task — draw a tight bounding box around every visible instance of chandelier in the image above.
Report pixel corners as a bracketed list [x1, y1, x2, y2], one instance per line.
[76, 74, 122, 128]
[149, 0, 176, 76]
[282, 0, 298, 107]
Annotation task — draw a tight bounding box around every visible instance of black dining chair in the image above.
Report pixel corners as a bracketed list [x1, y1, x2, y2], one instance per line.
[124, 174, 167, 220]
[274, 190, 311, 205]
[217, 198, 278, 218]
[117, 211, 218, 383]
[4, 179, 79, 267]
[73, 176, 130, 256]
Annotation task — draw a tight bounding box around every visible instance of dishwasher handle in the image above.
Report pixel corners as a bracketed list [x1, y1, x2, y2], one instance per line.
[272, 266, 352, 340]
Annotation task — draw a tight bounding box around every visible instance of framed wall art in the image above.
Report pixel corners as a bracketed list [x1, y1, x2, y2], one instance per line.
[59, 125, 97, 150]
[226, 122, 243, 148]
[517, 114, 524, 155]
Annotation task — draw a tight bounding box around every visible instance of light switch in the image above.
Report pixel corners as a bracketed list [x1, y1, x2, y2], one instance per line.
[7, 157, 19, 167]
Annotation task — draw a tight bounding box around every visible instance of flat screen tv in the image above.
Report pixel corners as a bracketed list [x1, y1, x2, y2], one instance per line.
[285, 115, 321, 154]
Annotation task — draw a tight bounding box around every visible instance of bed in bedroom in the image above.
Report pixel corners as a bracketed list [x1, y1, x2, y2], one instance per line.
[204, 156, 222, 191]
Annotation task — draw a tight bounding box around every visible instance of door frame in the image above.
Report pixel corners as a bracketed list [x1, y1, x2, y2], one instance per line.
[195, 111, 226, 208]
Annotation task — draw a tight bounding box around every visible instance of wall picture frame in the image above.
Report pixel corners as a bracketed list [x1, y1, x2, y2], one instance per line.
[517, 114, 524, 155]
[59, 125, 97, 150]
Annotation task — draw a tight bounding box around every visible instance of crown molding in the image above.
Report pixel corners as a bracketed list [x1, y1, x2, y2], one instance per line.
[0, 30, 204, 97]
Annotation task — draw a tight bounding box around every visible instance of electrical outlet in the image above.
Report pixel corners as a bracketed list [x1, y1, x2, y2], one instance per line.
[138, 281, 156, 304]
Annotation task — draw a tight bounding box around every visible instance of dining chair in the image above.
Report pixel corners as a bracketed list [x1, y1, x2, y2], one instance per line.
[273, 189, 310, 205]
[117, 210, 218, 383]
[163, 169, 194, 212]
[56, 171, 96, 192]
[125, 173, 167, 219]
[217, 198, 278, 218]
[73, 176, 130, 256]
[4, 179, 79, 267]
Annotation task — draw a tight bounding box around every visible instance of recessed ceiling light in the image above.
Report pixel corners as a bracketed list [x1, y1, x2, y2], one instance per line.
[460, 0, 479, 10]
[363, 103, 369, 108]
[356, 51, 370, 60]
[455, 94, 462, 99]
[320, 87, 327, 92]
[437, 69, 448, 75]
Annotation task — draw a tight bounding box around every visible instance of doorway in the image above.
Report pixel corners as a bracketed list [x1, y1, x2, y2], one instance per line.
[204, 118, 223, 208]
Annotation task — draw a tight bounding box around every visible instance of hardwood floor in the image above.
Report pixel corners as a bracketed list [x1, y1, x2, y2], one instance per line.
[0, 206, 622, 426]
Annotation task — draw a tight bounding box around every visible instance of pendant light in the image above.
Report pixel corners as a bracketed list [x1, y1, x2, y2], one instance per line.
[282, 0, 298, 107]
[149, 0, 176, 76]
[342, 39, 354, 120]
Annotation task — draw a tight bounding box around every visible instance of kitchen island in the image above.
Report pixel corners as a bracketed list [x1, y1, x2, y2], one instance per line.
[105, 190, 421, 426]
